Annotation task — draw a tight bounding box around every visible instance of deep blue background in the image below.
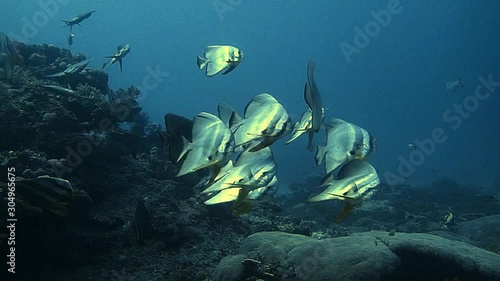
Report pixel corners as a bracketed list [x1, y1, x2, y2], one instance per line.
[2, 0, 499, 190]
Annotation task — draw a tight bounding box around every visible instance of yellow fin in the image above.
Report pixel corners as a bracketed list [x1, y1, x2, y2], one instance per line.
[231, 188, 251, 212]
[335, 202, 354, 222]
[232, 201, 253, 216]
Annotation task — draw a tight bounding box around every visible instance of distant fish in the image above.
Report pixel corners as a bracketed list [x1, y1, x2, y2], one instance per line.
[103, 44, 131, 72]
[62, 11, 96, 29]
[308, 160, 380, 222]
[445, 77, 463, 92]
[197, 45, 243, 77]
[45, 59, 91, 78]
[230, 93, 291, 152]
[315, 118, 376, 174]
[39, 84, 79, 95]
[176, 112, 235, 177]
[0, 32, 16, 82]
[408, 143, 416, 150]
[442, 210, 454, 226]
[62, 11, 96, 45]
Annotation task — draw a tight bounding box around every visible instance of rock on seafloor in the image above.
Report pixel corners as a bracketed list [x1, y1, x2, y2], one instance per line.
[214, 231, 500, 281]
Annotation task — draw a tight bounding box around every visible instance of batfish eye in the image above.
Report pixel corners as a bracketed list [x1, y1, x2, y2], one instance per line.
[349, 150, 355, 155]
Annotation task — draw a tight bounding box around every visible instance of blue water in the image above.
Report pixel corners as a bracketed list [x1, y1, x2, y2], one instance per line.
[2, 0, 499, 189]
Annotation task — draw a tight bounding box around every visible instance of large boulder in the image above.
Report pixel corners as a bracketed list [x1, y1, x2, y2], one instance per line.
[372, 231, 500, 281]
[214, 231, 500, 281]
[457, 215, 500, 249]
[288, 233, 399, 281]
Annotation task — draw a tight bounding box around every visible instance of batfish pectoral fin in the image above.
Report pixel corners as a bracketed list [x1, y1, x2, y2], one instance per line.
[232, 201, 253, 216]
[231, 187, 252, 212]
[335, 202, 354, 222]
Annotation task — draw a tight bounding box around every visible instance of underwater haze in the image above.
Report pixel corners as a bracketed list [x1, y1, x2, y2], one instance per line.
[2, 0, 500, 188]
